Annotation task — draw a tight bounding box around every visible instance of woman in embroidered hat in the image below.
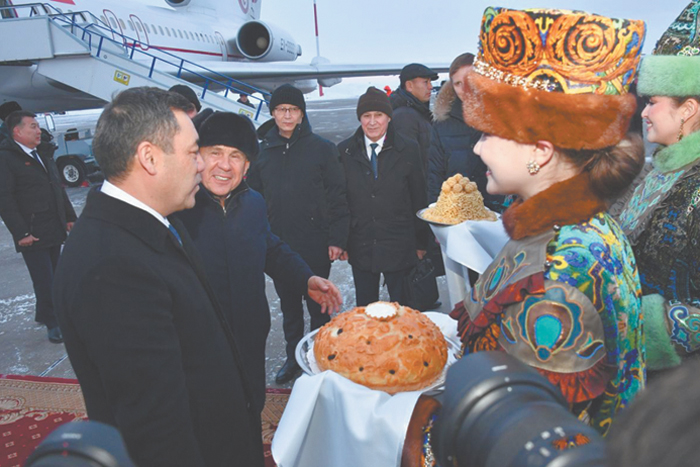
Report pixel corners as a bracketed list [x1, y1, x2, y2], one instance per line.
[616, 0, 700, 375]
[407, 7, 649, 451]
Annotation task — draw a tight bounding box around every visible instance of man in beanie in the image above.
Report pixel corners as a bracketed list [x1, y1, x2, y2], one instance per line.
[337, 87, 429, 306]
[247, 84, 350, 384]
[176, 111, 342, 414]
[389, 63, 439, 173]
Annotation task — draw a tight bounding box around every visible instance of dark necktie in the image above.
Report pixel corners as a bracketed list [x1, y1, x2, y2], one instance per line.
[30, 150, 46, 171]
[370, 143, 378, 179]
[168, 224, 182, 246]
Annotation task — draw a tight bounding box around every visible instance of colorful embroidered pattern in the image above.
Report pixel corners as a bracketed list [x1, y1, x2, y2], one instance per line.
[630, 167, 700, 309]
[456, 213, 644, 436]
[653, 0, 700, 56]
[618, 166, 686, 237]
[477, 7, 646, 95]
[667, 303, 700, 353]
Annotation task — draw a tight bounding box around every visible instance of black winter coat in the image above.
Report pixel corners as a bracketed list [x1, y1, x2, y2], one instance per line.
[0, 137, 76, 252]
[176, 182, 313, 414]
[247, 117, 350, 271]
[338, 125, 429, 273]
[389, 87, 433, 173]
[54, 189, 262, 467]
[428, 84, 506, 212]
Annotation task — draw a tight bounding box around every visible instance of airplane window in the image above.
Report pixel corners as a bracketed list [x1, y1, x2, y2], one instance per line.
[109, 17, 117, 29]
[143, 23, 149, 34]
[118, 18, 126, 29]
[166, 27, 171, 37]
[100, 15, 107, 25]
[127, 19, 134, 31]
[159, 25, 164, 35]
[136, 22, 142, 33]
[178, 29, 183, 38]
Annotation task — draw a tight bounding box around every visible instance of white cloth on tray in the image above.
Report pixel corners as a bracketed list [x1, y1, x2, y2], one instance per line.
[271, 371, 421, 467]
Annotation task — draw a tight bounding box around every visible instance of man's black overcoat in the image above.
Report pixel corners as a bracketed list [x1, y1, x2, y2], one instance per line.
[53, 188, 262, 467]
[337, 125, 429, 274]
[0, 137, 76, 251]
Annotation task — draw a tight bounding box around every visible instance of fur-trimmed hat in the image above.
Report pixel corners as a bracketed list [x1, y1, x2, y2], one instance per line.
[356, 87, 393, 119]
[638, 1, 700, 97]
[198, 112, 259, 161]
[462, 7, 646, 150]
[269, 84, 306, 114]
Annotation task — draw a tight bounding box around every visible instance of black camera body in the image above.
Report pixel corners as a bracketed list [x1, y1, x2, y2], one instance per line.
[433, 351, 607, 467]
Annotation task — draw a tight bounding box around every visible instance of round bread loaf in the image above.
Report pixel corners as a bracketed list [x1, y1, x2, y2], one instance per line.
[313, 302, 448, 394]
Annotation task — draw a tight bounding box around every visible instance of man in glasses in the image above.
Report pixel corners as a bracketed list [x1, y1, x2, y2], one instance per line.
[247, 84, 349, 385]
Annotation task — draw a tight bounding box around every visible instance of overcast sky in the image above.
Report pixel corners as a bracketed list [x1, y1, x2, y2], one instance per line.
[261, 0, 686, 65]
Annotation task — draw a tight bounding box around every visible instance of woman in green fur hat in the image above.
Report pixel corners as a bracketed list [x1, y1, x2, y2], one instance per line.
[617, 0, 700, 373]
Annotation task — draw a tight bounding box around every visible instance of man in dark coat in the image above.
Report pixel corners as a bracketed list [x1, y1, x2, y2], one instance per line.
[175, 112, 342, 414]
[0, 110, 76, 343]
[389, 63, 439, 173]
[247, 84, 350, 384]
[338, 87, 429, 306]
[53, 88, 263, 467]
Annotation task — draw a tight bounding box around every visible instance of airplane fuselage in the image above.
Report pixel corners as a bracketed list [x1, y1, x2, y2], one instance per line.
[0, 0, 308, 112]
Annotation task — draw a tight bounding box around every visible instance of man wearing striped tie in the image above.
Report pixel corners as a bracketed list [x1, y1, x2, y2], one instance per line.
[0, 110, 76, 343]
[337, 87, 428, 307]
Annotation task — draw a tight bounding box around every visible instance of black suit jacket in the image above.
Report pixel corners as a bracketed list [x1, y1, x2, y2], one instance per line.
[53, 188, 262, 467]
[0, 137, 76, 252]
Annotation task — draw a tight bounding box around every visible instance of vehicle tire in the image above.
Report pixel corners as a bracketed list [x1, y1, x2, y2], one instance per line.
[58, 158, 86, 187]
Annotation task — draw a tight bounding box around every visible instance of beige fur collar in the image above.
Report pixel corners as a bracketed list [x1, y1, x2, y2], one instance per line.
[432, 83, 456, 123]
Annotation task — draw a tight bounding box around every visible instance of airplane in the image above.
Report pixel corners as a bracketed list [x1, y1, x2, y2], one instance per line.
[0, 0, 448, 113]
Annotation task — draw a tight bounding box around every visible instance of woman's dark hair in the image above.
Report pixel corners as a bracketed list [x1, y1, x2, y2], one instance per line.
[558, 133, 645, 199]
[671, 96, 700, 133]
[449, 53, 475, 78]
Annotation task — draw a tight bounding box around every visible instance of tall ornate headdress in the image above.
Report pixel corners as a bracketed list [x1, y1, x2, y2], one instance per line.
[462, 7, 646, 149]
[637, 0, 700, 97]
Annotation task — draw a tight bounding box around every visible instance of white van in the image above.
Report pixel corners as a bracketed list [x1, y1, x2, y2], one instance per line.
[37, 110, 102, 187]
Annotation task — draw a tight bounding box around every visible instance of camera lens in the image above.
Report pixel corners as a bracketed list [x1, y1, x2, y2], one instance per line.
[433, 351, 606, 467]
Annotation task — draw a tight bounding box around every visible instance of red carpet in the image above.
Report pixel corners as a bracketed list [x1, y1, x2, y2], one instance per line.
[0, 374, 290, 467]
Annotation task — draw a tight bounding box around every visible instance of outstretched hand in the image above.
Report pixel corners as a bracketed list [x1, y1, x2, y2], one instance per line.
[307, 276, 343, 315]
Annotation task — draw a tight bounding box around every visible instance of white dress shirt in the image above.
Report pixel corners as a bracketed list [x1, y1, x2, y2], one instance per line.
[16, 141, 46, 171]
[363, 134, 386, 161]
[101, 180, 172, 229]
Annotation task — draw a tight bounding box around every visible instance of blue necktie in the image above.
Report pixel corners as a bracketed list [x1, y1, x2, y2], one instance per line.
[30, 150, 46, 171]
[168, 224, 182, 246]
[370, 143, 378, 179]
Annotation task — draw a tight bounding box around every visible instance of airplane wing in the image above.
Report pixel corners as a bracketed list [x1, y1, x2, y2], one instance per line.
[178, 61, 449, 82]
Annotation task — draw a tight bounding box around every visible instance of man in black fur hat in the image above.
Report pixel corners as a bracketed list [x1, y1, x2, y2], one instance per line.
[175, 112, 342, 408]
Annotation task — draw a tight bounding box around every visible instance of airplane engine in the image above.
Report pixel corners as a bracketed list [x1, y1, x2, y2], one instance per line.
[237, 20, 301, 62]
[165, 0, 192, 7]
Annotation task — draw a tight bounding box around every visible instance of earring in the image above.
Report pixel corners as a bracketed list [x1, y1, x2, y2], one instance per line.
[526, 160, 540, 175]
[678, 118, 685, 142]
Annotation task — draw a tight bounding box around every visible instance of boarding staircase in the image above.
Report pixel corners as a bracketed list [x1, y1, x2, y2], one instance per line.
[0, 3, 269, 125]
